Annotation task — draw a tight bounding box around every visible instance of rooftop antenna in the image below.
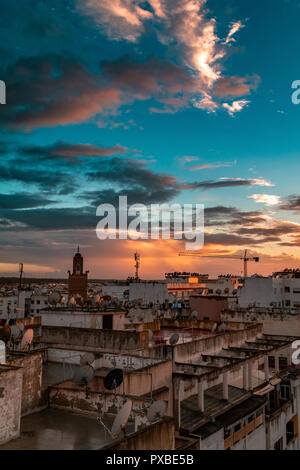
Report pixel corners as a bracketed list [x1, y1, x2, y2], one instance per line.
[134, 252, 140, 281]
[19, 263, 23, 289]
[147, 400, 167, 424]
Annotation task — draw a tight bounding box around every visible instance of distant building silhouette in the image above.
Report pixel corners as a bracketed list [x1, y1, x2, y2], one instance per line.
[68, 247, 89, 299]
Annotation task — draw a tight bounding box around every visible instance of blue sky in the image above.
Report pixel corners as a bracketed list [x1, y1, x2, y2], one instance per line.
[0, 0, 300, 278]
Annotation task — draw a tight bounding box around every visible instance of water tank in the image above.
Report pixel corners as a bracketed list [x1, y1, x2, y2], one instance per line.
[0, 340, 6, 364]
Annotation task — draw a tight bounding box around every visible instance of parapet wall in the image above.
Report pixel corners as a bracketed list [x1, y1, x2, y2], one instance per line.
[42, 326, 148, 352]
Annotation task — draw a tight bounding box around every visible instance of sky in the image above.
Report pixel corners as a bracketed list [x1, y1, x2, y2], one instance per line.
[1, 0, 300, 279]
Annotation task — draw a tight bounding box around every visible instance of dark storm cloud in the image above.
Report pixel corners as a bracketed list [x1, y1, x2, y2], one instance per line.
[0, 163, 72, 193]
[280, 195, 300, 212]
[0, 193, 55, 209]
[0, 207, 96, 231]
[185, 179, 268, 190]
[87, 157, 180, 195]
[0, 53, 197, 130]
[205, 233, 280, 246]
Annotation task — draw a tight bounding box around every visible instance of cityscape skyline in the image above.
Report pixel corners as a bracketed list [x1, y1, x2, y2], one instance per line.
[0, 0, 300, 278]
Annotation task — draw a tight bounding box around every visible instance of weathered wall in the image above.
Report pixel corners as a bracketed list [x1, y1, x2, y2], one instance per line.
[42, 326, 148, 352]
[189, 296, 229, 322]
[8, 352, 43, 415]
[40, 311, 125, 330]
[0, 366, 23, 445]
[103, 417, 175, 450]
[222, 309, 300, 337]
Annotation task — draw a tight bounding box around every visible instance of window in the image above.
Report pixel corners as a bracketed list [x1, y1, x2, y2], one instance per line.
[286, 416, 298, 445]
[274, 438, 283, 450]
[280, 384, 291, 401]
[256, 408, 264, 418]
[285, 300, 291, 307]
[248, 414, 255, 423]
[234, 423, 241, 433]
[224, 428, 231, 439]
[293, 289, 300, 294]
[37, 300, 40, 304]
[285, 286, 290, 293]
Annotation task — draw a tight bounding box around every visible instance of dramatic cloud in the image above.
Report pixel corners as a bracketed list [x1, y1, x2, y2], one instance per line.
[249, 194, 281, 206]
[79, 0, 258, 115]
[214, 75, 260, 98]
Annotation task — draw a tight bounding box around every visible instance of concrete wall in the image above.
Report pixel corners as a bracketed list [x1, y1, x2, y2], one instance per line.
[103, 417, 175, 450]
[221, 309, 300, 336]
[8, 352, 43, 415]
[189, 296, 229, 321]
[40, 310, 125, 330]
[0, 366, 23, 445]
[129, 282, 168, 304]
[238, 278, 274, 309]
[42, 326, 148, 353]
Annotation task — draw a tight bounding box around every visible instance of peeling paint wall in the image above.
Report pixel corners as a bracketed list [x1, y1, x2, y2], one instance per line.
[8, 352, 43, 415]
[0, 367, 22, 445]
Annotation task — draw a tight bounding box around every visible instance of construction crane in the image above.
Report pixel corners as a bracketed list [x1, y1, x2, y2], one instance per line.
[134, 252, 140, 280]
[178, 249, 259, 278]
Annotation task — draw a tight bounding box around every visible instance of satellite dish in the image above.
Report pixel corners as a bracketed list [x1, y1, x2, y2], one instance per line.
[147, 400, 167, 423]
[211, 323, 217, 332]
[73, 365, 94, 387]
[104, 369, 123, 390]
[10, 325, 21, 340]
[48, 292, 61, 305]
[218, 323, 226, 332]
[111, 400, 132, 437]
[147, 329, 153, 342]
[20, 328, 34, 351]
[80, 352, 95, 366]
[169, 333, 179, 345]
[191, 311, 198, 320]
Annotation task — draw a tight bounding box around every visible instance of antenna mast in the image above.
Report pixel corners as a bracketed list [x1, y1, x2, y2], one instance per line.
[19, 263, 23, 289]
[134, 252, 140, 281]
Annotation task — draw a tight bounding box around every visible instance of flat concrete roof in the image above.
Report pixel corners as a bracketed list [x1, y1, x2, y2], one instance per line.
[0, 408, 135, 450]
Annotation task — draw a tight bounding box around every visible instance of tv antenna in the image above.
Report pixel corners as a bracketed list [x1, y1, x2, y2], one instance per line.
[19, 263, 24, 289]
[134, 252, 140, 280]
